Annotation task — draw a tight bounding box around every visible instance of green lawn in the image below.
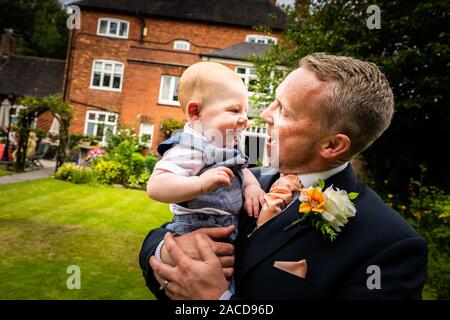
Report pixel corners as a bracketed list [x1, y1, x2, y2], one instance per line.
[0, 169, 12, 177]
[0, 178, 171, 299]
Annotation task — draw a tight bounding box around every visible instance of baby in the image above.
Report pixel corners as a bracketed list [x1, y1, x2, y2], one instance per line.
[147, 62, 265, 241]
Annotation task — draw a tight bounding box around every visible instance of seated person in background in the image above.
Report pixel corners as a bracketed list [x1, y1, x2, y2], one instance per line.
[26, 132, 37, 159]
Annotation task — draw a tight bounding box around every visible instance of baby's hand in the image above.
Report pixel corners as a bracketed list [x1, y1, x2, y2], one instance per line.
[198, 166, 234, 194]
[244, 184, 266, 218]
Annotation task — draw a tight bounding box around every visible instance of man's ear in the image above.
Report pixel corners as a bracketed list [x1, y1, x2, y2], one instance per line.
[319, 134, 351, 160]
[187, 101, 201, 120]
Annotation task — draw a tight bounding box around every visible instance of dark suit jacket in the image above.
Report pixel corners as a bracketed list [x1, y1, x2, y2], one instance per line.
[139, 165, 428, 299]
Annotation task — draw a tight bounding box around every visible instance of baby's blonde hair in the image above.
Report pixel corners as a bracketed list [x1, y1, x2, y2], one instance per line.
[178, 61, 243, 114]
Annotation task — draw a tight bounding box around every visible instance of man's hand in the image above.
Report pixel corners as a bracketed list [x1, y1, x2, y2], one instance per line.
[198, 166, 234, 194]
[244, 183, 266, 218]
[150, 233, 229, 300]
[160, 226, 235, 279]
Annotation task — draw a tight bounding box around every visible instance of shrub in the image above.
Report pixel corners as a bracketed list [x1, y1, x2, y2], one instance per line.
[54, 163, 80, 181]
[127, 169, 151, 190]
[71, 168, 95, 185]
[160, 118, 184, 139]
[144, 155, 158, 173]
[94, 161, 124, 185]
[129, 152, 145, 176]
[106, 128, 140, 152]
[378, 165, 450, 299]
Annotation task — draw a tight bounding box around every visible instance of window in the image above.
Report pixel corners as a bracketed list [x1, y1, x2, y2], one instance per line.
[159, 75, 180, 106]
[173, 40, 190, 51]
[139, 123, 154, 147]
[245, 35, 277, 45]
[236, 66, 257, 89]
[97, 18, 129, 38]
[84, 111, 118, 146]
[90, 60, 124, 91]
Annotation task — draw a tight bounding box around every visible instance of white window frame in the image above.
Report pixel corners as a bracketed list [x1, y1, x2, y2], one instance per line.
[173, 40, 190, 51]
[235, 66, 257, 91]
[97, 18, 129, 39]
[90, 60, 124, 92]
[84, 111, 118, 146]
[158, 75, 180, 106]
[139, 123, 154, 147]
[245, 35, 277, 45]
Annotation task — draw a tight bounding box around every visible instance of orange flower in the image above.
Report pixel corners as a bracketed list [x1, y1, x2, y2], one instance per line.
[299, 187, 325, 214]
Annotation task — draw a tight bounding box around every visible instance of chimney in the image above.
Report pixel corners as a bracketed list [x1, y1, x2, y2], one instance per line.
[0, 29, 17, 56]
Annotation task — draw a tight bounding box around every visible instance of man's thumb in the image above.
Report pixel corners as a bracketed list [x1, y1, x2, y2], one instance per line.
[196, 234, 218, 262]
[200, 225, 234, 240]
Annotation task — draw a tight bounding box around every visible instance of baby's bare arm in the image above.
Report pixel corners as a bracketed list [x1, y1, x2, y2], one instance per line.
[242, 168, 260, 188]
[147, 167, 235, 203]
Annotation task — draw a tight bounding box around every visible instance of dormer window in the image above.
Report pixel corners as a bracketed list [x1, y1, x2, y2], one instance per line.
[245, 35, 277, 45]
[173, 40, 191, 51]
[97, 18, 129, 39]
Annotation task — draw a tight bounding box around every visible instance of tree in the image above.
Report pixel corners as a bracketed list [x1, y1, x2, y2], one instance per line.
[250, 0, 450, 189]
[0, 0, 68, 59]
[15, 94, 73, 171]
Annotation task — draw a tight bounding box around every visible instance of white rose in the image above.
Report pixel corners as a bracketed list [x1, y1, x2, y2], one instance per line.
[321, 185, 356, 232]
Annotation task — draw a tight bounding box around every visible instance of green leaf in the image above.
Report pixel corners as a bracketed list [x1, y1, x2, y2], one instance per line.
[348, 192, 359, 200]
[317, 179, 325, 190]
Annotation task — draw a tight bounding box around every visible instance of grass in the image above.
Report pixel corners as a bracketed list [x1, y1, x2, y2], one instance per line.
[0, 169, 12, 177]
[0, 178, 171, 299]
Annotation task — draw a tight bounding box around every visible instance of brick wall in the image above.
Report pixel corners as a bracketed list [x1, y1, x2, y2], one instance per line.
[66, 10, 280, 150]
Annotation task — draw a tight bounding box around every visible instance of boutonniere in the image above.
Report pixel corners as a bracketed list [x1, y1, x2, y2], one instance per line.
[284, 179, 358, 242]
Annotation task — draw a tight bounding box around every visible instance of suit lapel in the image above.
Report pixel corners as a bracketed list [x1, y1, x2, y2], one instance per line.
[235, 164, 360, 281]
[235, 197, 312, 280]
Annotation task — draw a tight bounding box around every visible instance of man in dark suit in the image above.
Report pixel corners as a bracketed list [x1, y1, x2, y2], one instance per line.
[139, 53, 427, 299]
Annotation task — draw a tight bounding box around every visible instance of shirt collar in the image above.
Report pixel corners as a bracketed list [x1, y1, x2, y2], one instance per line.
[298, 162, 349, 187]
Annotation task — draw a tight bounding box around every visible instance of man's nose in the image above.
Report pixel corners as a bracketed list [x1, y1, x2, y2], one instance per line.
[260, 106, 272, 124]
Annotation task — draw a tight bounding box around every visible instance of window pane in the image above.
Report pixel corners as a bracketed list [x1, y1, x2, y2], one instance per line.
[97, 123, 105, 138]
[98, 114, 106, 122]
[94, 61, 103, 71]
[104, 64, 112, 72]
[88, 113, 96, 120]
[250, 68, 257, 75]
[173, 77, 179, 101]
[99, 20, 108, 34]
[161, 76, 171, 100]
[86, 122, 96, 136]
[102, 73, 111, 87]
[105, 125, 114, 136]
[119, 22, 128, 36]
[108, 115, 117, 123]
[113, 75, 121, 89]
[114, 64, 123, 74]
[92, 72, 101, 86]
[237, 67, 246, 74]
[109, 22, 118, 35]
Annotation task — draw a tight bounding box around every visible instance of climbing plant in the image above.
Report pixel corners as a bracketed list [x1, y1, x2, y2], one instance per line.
[15, 94, 73, 171]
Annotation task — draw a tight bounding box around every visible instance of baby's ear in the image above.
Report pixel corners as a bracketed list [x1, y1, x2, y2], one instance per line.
[187, 101, 201, 120]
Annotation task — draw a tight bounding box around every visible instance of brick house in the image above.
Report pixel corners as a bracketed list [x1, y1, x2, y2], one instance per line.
[64, 0, 286, 158]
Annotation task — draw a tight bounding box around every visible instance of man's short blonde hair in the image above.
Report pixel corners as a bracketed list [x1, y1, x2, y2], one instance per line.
[178, 61, 242, 113]
[300, 53, 394, 156]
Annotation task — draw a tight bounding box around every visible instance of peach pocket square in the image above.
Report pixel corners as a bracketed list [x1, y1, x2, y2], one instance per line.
[273, 259, 308, 279]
